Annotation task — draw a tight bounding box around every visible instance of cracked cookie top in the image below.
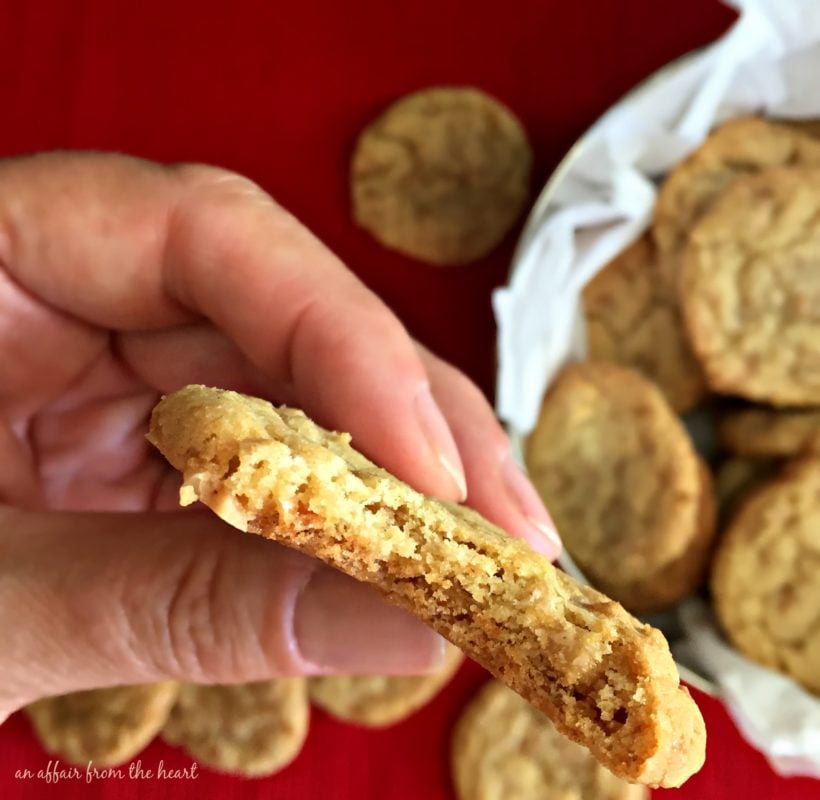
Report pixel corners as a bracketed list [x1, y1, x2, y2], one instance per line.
[711, 458, 820, 695]
[583, 233, 705, 412]
[162, 680, 309, 777]
[525, 362, 709, 612]
[25, 684, 179, 768]
[681, 166, 820, 406]
[653, 117, 820, 278]
[350, 86, 532, 265]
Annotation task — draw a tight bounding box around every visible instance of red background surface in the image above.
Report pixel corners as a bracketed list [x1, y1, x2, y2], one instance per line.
[1, 0, 818, 798]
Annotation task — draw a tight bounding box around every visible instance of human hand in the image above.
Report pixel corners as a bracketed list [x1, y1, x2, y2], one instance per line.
[0, 152, 559, 720]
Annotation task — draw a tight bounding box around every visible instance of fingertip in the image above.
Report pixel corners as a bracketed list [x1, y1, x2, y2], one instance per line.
[413, 385, 467, 502]
[499, 453, 562, 560]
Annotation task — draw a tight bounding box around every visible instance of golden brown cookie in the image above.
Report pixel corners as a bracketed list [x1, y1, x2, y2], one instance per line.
[583, 234, 705, 412]
[718, 407, 820, 457]
[149, 385, 706, 788]
[162, 679, 308, 777]
[653, 116, 820, 275]
[25, 683, 178, 767]
[713, 456, 779, 523]
[525, 362, 714, 613]
[351, 87, 532, 265]
[711, 458, 820, 695]
[309, 644, 463, 727]
[781, 118, 820, 140]
[681, 166, 820, 406]
[451, 681, 648, 800]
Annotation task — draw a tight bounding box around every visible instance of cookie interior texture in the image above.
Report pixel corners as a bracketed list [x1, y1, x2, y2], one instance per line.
[525, 362, 715, 613]
[711, 458, 820, 695]
[162, 679, 309, 777]
[451, 681, 648, 800]
[25, 683, 179, 767]
[351, 86, 532, 265]
[309, 644, 464, 727]
[149, 385, 705, 788]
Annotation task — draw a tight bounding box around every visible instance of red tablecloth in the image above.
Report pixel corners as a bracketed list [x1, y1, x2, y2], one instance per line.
[2, 1, 818, 798]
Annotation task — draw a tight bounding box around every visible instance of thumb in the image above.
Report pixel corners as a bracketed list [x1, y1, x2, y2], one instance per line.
[0, 505, 443, 719]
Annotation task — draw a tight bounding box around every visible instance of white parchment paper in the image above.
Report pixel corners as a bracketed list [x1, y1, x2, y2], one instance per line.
[494, 0, 820, 777]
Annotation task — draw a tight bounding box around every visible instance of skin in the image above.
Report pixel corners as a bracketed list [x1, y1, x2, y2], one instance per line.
[0, 153, 559, 722]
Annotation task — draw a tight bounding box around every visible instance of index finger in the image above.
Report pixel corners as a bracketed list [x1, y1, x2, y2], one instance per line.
[0, 152, 466, 501]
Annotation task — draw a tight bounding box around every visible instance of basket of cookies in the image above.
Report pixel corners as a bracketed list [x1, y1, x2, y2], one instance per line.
[496, 0, 820, 778]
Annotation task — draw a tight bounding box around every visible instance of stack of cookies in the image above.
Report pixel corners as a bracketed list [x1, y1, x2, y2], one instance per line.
[526, 116, 820, 701]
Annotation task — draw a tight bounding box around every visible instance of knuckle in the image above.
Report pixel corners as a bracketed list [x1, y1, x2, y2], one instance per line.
[148, 546, 259, 682]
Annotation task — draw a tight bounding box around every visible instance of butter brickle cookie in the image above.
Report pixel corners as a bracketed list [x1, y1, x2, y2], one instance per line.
[25, 683, 178, 767]
[681, 166, 820, 406]
[309, 643, 463, 727]
[148, 385, 705, 788]
[653, 116, 820, 276]
[583, 233, 705, 412]
[451, 681, 647, 800]
[526, 362, 715, 614]
[718, 407, 820, 457]
[162, 679, 308, 776]
[351, 87, 532, 265]
[711, 458, 820, 695]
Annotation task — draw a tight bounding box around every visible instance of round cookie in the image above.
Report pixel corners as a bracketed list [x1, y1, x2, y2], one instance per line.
[451, 681, 647, 800]
[162, 679, 308, 777]
[711, 458, 820, 694]
[583, 233, 705, 412]
[681, 166, 820, 406]
[351, 86, 532, 265]
[718, 407, 820, 457]
[653, 116, 820, 273]
[309, 644, 463, 727]
[525, 362, 711, 613]
[25, 683, 179, 767]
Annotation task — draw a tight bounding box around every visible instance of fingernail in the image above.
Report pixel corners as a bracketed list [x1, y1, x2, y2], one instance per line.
[293, 567, 446, 674]
[414, 385, 467, 502]
[500, 453, 562, 558]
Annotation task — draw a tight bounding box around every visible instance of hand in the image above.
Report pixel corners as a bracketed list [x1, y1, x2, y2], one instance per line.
[0, 152, 559, 721]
